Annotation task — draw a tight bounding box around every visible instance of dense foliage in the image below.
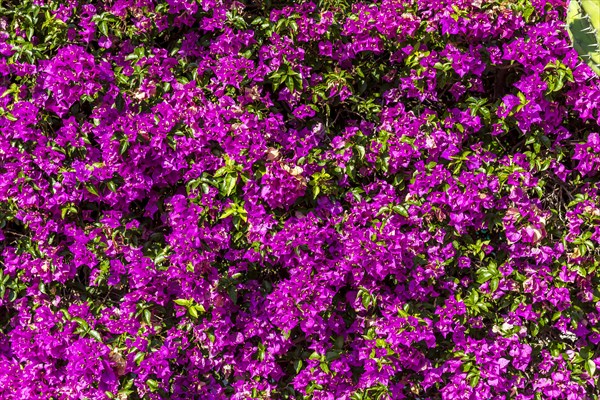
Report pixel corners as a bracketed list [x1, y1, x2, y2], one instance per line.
[1, 0, 600, 398]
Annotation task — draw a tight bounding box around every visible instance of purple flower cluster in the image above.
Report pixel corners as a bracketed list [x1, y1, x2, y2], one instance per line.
[1, 0, 600, 399]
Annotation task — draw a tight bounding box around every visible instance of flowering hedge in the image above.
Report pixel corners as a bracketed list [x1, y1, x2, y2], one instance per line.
[1, 0, 600, 398]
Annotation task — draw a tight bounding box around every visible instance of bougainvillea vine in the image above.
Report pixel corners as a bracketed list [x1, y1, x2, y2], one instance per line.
[1, 0, 600, 399]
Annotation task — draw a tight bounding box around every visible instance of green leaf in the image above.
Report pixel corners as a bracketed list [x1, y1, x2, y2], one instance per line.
[99, 20, 108, 36]
[73, 317, 89, 330]
[1, 87, 14, 98]
[468, 373, 480, 387]
[214, 166, 228, 178]
[489, 278, 499, 293]
[294, 359, 303, 373]
[174, 299, 192, 307]
[194, 304, 206, 313]
[219, 206, 236, 219]
[133, 352, 145, 365]
[355, 145, 366, 160]
[223, 174, 237, 196]
[228, 286, 238, 304]
[106, 180, 118, 192]
[85, 183, 99, 196]
[476, 269, 493, 283]
[392, 205, 408, 217]
[119, 140, 130, 155]
[286, 75, 296, 92]
[4, 113, 17, 122]
[256, 342, 266, 361]
[88, 330, 103, 342]
[334, 335, 344, 349]
[143, 309, 151, 325]
[361, 291, 371, 308]
[146, 379, 159, 392]
[586, 360, 597, 376]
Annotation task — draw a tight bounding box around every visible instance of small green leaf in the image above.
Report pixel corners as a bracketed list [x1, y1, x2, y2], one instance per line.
[146, 379, 159, 392]
[361, 291, 371, 308]
[468, 373, 480, 387]
[223, 174, 237, 196]
[4, 113, 17, 122]
[119, 140, 130, 155]
[194, 304, 206, 313]
[73, 317, 89, 330]
[134, 352, 145, 365]
[106, 181, 118, 193]
[586, 360, 597, 376]
[99, 20, 108, 36]
[174, 299, 192, 307]
[228, 286, 238, 304]
[214, 166, 228, 178]
[88, 330, 103, 342]
[286, 75, 296, 92]
[85, 183, 99, 196]
[294, 359, 303, 373]
[392, 205, 408, 217]
[143, 309, 151, 324]
[219, 207, 236, 219]
[489, 278, 499, 293]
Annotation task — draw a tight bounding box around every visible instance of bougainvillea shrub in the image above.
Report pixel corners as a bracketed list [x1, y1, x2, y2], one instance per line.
[1, 0, 600, 398]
